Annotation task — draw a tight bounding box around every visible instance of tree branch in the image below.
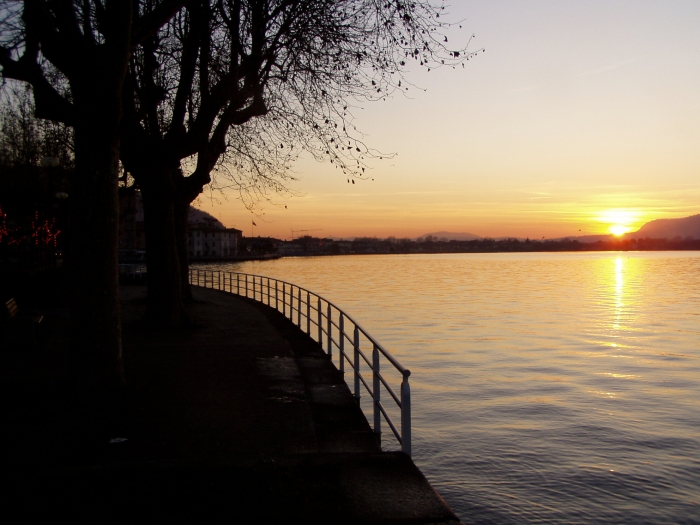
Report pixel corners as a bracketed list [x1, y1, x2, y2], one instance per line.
[0, 47, 75, 124]
[132, 0, 191, 46]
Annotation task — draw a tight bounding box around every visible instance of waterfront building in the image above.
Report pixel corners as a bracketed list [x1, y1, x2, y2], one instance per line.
[187, 208, 242, 260]
[118, 190, 242, 260]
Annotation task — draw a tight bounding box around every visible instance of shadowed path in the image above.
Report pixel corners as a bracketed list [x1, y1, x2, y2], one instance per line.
[2, 286, 460, 524]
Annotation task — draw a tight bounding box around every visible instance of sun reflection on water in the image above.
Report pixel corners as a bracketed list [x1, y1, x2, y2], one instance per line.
[613, 256, 624, 331]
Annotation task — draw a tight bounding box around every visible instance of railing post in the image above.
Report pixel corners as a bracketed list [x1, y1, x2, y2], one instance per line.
[267, 278, 270, 306]
[339, 314, 345, 374]
[236, 274, 240, 295]
[219, 270, 221, 290]
[317, 298, 322, 346]
[275, 280, 278, 310]
[297, 287, 302, 327]
[354, 326, 360, 401]
[229, 273, 233, 293]
[306, 292, 310, 334]
[401, 371, 412, 457]
[282, 284, 286, 317]
[373, 343, 381, 435]
[245, 274, 248, 298]
[327, 304, 332, 358]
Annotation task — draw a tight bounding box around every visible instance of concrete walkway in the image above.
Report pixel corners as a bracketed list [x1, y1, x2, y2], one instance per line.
[3, 286, 460, 524]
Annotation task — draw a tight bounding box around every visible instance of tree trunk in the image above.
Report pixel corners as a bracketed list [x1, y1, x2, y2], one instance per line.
[69, 107, 124, 389]
[140, 173, 189, 327]
[174, 195, 193, 302]
[66, 0, 133, 389]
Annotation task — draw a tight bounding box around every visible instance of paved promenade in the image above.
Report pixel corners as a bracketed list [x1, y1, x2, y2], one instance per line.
[3, 285, 460, 523]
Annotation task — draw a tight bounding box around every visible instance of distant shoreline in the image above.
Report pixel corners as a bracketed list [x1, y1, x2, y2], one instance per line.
[190, 254, 281, 263]
[241, 236, 700, 259]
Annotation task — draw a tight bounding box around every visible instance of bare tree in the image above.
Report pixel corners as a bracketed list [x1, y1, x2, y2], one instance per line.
[0, 84, 73, 168]
[0, 0, 189, 388]
[120, 0, 481, 326]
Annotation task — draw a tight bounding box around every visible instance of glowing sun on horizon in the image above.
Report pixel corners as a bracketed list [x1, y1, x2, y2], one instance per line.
[609, 224, 629, 236]
[597, 209, 642, 237]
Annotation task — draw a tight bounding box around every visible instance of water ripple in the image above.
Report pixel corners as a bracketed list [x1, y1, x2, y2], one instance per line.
[204, 252, 700, 524]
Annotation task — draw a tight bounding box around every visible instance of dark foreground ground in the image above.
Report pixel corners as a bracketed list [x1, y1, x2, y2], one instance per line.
[2, 285, 460, 524]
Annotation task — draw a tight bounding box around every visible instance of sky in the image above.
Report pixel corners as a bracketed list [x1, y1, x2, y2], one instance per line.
[194, 0, 700, 240]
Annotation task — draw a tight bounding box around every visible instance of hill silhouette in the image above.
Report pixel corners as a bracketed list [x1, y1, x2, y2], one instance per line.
[630, 214, 700, 239]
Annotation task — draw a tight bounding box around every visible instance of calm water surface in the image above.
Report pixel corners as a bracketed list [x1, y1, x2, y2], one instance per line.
[200, 252, 700, 524]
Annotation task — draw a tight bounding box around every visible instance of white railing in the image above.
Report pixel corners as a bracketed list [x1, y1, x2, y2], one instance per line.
[189, 268, 412, 456]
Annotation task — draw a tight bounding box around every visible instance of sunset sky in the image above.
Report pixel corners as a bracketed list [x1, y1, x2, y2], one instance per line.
[195, 0, 700, 240]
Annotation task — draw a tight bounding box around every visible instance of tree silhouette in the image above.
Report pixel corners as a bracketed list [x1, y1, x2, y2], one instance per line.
[0, 0, 189, 387]
[119, 0, 481, 326]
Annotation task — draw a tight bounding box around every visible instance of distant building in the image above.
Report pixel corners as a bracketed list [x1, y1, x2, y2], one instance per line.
[277, 242, 304, 256]
[187, 208, 242, 259]
[188, 226, 242, 259]
[119, 189, 242, 260]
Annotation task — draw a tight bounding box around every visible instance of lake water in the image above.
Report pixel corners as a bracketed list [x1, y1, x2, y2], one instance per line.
[198, 252, 700, 524]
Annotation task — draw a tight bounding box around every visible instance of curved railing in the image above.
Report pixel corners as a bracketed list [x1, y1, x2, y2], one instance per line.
[189, 268, 412, 456]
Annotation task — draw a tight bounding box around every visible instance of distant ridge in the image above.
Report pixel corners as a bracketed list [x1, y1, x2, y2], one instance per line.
[630, 214, 700, 239]
[420, 231, 481, 241]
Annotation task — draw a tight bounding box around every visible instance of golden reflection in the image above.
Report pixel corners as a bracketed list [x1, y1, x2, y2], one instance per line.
[592, 390, 617, 398]
[613, 257, 624, 331]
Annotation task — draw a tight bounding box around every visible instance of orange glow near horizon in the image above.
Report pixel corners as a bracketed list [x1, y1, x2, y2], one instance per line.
[190, 1, 700, 241]
[596, 209, 644, 237]
[194, 187, 696, 240]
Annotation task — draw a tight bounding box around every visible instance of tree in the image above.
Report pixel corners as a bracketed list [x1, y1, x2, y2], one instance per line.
[0, 0, 189, 388]
[0, 86, 73, 270]
[119, 0, 481, 326]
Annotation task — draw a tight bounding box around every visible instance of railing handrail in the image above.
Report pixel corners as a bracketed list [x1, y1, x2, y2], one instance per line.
[187, 268, 412, 456]
[202, 269, 409, 376]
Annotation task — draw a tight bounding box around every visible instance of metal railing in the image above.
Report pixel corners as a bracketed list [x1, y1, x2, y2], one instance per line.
[189, 268, 412, 456]
[118, 263, 147, 280]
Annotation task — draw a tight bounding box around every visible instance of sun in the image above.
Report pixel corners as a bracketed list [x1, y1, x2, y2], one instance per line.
[609, 224, 628, 236]
[595, 209, 642, 237]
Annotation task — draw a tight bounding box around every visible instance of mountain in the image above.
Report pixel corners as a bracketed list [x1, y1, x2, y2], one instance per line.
[629, 214, 700, 239]
[420, 231, 481, 241]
